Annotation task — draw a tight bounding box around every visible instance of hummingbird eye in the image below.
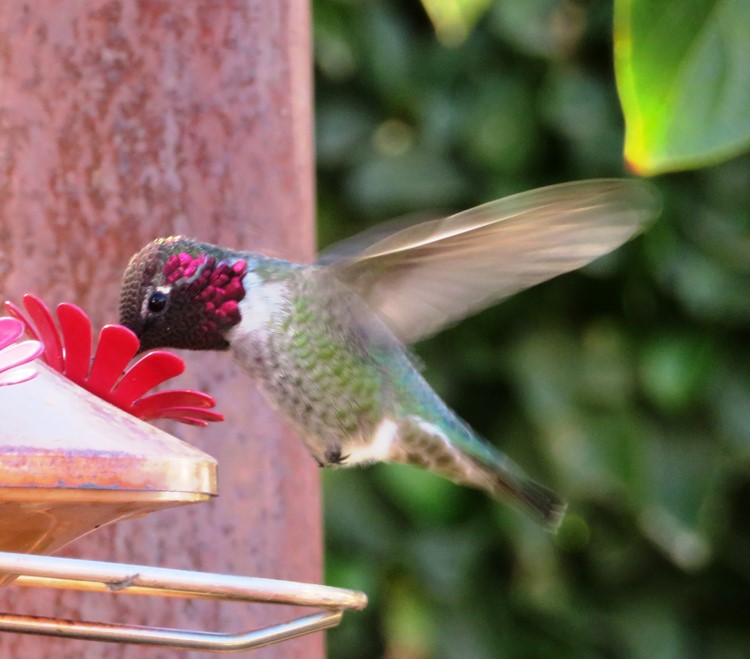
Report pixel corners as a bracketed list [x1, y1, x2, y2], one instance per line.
[147, 290, 168, 314]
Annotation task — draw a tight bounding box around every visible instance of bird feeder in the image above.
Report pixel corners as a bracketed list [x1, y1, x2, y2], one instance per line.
[0, 297, 366, 651]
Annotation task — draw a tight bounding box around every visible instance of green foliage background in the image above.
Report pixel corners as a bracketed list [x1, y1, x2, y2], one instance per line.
[314, 2, 750, 657]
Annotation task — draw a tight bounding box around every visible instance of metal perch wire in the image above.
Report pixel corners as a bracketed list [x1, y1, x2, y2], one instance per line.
[0, 551, 367, 652]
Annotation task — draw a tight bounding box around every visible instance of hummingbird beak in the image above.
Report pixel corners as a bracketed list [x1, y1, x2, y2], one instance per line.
[131, 317, 155, 354]
[119, 316, 146, 352]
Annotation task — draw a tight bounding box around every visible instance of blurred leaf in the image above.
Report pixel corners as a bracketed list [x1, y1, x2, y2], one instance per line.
[326, 554, 381, 600]
[316, 98, 378, 167]
[637, 431, 721, 569]
[613, 599, 688, 659]
[359, 3, 416, 107]
[313, 1, 358, 81]
[578, 321, 635, 409]
[407, 524, 488, 598]
[433, 606, 510, 659]
[615, 0, 750, 174]
[554, 513, 591, 552]
[383, 578, 434, 659]
[499, 512, 569, 610]
[323, 469, 401, 557]
[508, 327, 643, 499]
[664, 245, 750, 322]
[712, 362, 750, 455]
[373, 463, 469, 526]
[638, 333, 714, 412]
[345, 149, 467, 215]
[539, 66, 626, 173]
[489, 0, 587, 59]
[540, 68, 611, 141]
[702, 630, 750, 659]
[460, 77, 541, 175]
[420, 0, 492, 47]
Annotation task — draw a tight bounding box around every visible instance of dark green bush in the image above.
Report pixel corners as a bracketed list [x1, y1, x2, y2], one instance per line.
[315, 2, 750, 657]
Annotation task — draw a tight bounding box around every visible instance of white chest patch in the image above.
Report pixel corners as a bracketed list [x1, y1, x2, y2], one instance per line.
[345, 418, 399, 465]
[226, 274, 287, 341]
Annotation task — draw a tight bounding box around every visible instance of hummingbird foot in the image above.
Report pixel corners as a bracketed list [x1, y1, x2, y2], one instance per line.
[324, 445, 350, 466]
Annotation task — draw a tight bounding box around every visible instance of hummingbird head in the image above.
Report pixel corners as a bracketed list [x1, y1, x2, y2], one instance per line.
[119, 236, 248, 352]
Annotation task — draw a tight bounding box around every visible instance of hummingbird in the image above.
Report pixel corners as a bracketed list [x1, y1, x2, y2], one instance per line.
[119, 179, 659, 530]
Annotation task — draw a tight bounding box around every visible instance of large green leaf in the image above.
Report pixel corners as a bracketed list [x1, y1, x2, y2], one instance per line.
[615, 0, 750, 174]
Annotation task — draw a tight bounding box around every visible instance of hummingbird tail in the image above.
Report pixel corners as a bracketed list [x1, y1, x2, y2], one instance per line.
[393, 416, 566, 531]
[490, 473, 567, 532]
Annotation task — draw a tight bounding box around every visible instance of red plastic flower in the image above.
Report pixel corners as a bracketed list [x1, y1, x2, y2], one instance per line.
[4, 294, 223, 427]
[0, 317, 43, 386]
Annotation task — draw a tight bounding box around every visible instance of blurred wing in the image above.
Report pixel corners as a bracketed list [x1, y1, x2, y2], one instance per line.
[319, 179, 660, 344]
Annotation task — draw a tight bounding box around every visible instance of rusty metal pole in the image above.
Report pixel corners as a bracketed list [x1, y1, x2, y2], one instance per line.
[0, 2, 321, 658]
